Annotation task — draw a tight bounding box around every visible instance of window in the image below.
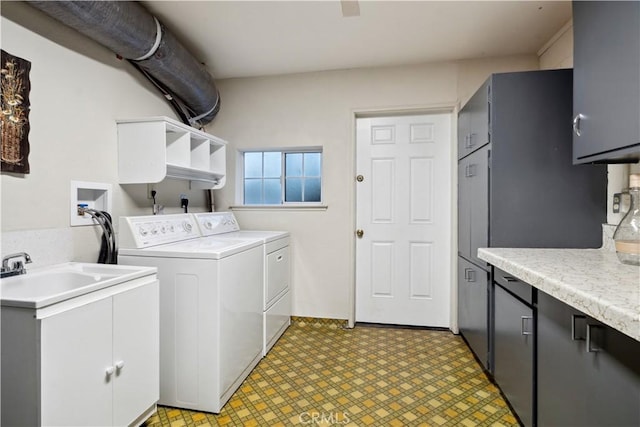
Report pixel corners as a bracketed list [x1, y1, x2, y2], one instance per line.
[242, 150, 322, 205]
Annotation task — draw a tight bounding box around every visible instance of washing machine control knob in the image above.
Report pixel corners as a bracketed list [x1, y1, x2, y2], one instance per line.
[205, 221, 213, 230]
[182, 221, 193, 233]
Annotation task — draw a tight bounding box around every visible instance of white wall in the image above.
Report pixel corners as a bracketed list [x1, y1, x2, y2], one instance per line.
[208, 56, 539, 320]
[0, 5, 206, 266]
[538, 19, 633, 226]
[2, 3, 575, 323]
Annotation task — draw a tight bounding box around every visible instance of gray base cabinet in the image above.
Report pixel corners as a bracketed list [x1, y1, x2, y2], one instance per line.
[493, 283, 534, 427]
[457, 257, 489, 370]
[538, 291, 640, 427]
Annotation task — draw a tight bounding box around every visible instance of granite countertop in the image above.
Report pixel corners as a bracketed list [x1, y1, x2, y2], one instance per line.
[478, 247, 640, 342]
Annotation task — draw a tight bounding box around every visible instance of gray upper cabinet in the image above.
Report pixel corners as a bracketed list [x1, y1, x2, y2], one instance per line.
[457, 80, 490, 160]
[572, 1, 640, 163]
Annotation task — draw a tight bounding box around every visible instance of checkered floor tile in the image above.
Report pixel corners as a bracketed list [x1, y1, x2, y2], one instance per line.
[143, 318, 517, 426]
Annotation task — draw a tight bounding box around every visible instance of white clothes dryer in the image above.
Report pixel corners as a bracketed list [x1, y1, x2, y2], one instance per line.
[193, 212, 291, 355]
[118, 214, 264, 413]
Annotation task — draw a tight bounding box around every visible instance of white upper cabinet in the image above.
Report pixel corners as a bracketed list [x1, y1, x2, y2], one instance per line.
[117, 117, 227, 189]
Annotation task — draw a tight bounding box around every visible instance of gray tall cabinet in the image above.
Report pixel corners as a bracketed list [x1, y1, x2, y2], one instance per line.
[457, 70, 607, 426]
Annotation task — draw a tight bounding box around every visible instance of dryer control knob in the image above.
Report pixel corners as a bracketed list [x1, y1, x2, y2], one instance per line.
[182, 221, 193, 232]
[205, 221, 213, 229]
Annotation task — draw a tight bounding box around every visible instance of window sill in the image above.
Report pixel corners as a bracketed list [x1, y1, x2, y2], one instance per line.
[229, 205, 328, 212]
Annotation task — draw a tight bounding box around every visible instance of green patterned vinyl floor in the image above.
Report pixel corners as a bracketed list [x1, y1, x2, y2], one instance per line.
[143, 318, 517, 426]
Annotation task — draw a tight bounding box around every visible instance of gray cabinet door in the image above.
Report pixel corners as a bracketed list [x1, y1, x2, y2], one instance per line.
[468, 146, 489, 268]
[457, 157, 471, 260]
[458, 80, 490, 160]
[458, 146, 489, 267]
[457, 257, 489, 370]
[573, 1, 640, 163]
[538, 291, 640, 426]
[457, 107, 471, 161]
[493, 284, 534, 427]
[537, 290, 590, 426]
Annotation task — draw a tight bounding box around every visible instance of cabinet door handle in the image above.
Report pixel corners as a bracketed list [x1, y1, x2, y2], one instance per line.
[464, 268, 476, 282]
[277, 255, 283, 262]
[105, 366, 115, 377]
[465, 164, 476, 177]
[115, 360, 125, 371]
[464, 134, 476, 149]
[586, 324, 603, 353]
[571, 314, 587, 341]
[573, 113, 585, 137]
[521, 316, 533, 336]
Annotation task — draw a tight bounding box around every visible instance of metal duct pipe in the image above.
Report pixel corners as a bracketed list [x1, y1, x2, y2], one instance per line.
[29, 1, 220, 126]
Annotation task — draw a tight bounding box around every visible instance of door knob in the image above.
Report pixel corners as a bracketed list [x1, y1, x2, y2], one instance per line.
[356, 229, 364, 238]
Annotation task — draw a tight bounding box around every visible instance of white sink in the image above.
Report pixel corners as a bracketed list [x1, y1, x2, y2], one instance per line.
[0, 262, 156, 309]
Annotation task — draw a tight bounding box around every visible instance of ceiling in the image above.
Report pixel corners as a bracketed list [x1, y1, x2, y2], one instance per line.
[142, 1, 572, 80]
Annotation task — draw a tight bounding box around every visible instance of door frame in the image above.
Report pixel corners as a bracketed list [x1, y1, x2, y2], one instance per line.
[347, 103, 460, 331]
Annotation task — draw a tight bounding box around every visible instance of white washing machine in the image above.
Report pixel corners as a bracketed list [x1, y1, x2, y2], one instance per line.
[117, 214, 264, 413]
[193, 212, 291, 356]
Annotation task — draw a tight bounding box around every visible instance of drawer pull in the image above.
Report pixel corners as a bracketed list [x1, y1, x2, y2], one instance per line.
[586, 324, 603, 353]
[571, 314, 587, 341]
[503, 276, 518, 282]
[521, 316, 533, 336]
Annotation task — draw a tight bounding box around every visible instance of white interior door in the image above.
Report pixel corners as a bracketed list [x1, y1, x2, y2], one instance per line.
[355, 113, 452, 327]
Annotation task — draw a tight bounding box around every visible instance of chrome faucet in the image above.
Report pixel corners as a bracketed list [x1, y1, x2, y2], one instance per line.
[1, 252, 33, 278]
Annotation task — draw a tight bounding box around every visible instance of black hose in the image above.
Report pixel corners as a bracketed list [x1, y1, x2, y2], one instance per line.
[81, 209, 117, 264]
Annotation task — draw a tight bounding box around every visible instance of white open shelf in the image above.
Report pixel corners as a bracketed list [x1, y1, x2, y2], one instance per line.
[117, 117, 227, 189]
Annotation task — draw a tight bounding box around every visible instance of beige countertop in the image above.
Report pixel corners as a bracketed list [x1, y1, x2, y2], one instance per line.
[478, 247, 640, 341]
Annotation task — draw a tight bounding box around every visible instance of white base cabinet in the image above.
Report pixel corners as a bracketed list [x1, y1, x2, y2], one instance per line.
[2, 277, 159, 427]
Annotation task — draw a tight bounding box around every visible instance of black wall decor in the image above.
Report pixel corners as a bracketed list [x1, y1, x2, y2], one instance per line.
[1, 49, 31, 174]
